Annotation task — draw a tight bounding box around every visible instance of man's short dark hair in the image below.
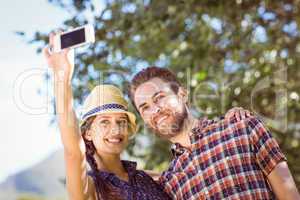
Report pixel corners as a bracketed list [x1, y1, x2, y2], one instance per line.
[129, 66, 182, 110]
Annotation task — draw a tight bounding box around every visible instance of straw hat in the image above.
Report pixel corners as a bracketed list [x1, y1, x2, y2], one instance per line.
[80, 85, 136, 134]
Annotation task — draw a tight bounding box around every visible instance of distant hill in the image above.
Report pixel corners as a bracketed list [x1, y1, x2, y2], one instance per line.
[0, 149, 67, 200]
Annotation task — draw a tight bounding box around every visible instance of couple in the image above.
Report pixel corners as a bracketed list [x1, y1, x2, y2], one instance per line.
[44, 33, 299, 200]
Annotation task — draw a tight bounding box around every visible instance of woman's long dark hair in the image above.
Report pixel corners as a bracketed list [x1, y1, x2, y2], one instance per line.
[81, 116, 124, 200]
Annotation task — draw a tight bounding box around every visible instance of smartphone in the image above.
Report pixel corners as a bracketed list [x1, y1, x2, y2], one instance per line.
[53, 24, 95, 52]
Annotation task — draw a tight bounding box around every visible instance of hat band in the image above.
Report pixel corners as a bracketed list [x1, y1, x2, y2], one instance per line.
[82, 103, 127, 120]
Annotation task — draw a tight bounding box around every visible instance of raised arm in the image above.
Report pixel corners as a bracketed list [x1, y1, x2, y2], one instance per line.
[43, 32, 95, 200]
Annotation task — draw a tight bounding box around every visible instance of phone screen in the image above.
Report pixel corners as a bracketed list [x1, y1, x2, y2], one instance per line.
[61, 28, 86, 49]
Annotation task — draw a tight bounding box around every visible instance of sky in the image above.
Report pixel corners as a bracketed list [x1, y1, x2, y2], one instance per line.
[0, 0, 74, 182]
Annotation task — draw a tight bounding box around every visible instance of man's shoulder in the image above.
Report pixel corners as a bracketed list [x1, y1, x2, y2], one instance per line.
[210, 108, 260, 126]
[195, 113, 260, 138]
[222, 107, 263, 126]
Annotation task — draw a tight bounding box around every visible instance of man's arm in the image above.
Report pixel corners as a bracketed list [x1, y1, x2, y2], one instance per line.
[246, 115, 300, 200]
[226, 109, 300, 199]
[267, 162, 300, 200]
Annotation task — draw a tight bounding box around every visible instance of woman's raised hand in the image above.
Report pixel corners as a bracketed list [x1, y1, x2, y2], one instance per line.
[43, 31, 75, 83]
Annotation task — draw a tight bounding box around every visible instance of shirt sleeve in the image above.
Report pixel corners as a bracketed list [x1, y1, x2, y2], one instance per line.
[246, 116, 287, 175]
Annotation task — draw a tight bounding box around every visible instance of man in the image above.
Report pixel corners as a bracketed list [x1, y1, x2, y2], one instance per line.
[129, 66, 300, 200]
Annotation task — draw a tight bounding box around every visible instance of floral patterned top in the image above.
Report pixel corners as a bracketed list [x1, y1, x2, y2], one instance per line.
[88, 160, 171, 200]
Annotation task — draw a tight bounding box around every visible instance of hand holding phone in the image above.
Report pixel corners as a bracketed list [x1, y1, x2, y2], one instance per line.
[44, 24, 95, 83]
[43, 33, 75, 83]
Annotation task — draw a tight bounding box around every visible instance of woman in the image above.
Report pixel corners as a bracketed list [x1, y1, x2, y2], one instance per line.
[43, 32, 171, 200]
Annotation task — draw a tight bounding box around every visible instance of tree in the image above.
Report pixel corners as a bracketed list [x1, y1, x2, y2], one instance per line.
[26, 0, 300, 188]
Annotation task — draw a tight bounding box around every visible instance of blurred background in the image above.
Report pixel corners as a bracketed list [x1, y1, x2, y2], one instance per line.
[1, 0, 300, 199]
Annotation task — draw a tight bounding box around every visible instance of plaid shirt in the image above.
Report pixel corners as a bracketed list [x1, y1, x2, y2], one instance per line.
[159, 115, 287, 200]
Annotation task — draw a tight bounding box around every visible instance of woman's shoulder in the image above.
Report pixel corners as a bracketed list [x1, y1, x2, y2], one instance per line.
[121, 160, 137, 171]
[121, 160, 155, 180]
[142, 170, 161, 181]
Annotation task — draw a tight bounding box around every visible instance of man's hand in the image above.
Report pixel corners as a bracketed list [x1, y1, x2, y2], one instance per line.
[225, 107, 252, 121]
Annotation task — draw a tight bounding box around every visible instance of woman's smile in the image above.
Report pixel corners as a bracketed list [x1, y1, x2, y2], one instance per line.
[104, 135, 124, 145]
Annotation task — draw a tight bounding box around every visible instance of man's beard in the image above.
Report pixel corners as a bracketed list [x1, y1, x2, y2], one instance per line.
[148, 106, 188, 139]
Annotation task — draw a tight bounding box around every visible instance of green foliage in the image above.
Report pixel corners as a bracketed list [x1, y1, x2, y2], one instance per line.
[29, 0, 300, 188]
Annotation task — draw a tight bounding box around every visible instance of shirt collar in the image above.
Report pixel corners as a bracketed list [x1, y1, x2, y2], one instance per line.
[171, 117, 210, 157]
